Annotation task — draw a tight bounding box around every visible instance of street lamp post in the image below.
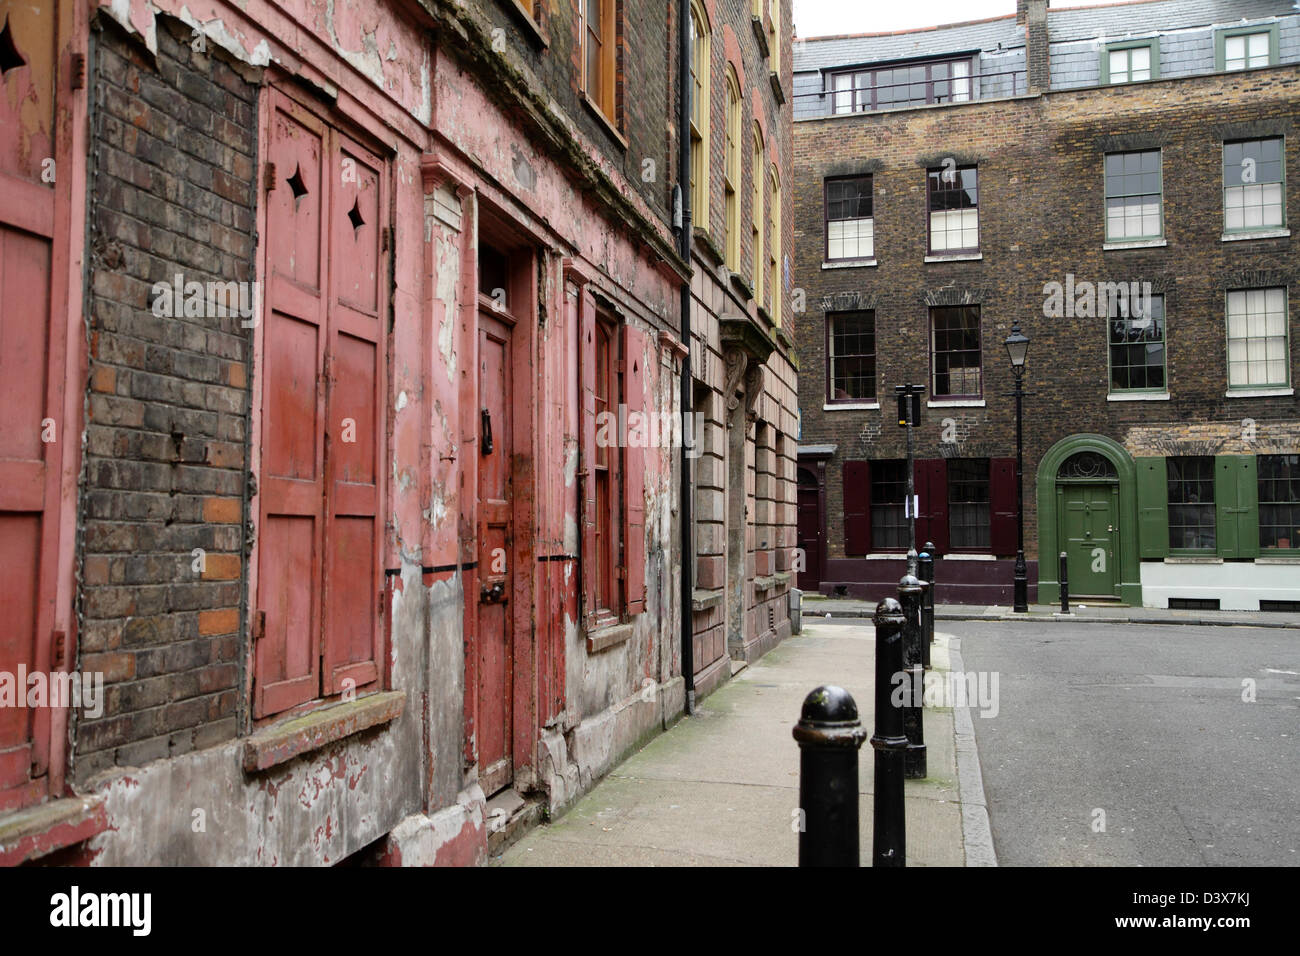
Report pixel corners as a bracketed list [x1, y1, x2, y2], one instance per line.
[1005, 321, 1030, 613]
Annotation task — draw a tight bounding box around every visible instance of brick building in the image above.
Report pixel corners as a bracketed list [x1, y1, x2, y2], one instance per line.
[790, 0, 1300, 610]
[0, 0, 793, 865]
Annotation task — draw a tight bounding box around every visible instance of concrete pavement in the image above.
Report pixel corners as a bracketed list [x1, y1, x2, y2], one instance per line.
[496, 620, 989, 867]
[802, 595, 1300, 629]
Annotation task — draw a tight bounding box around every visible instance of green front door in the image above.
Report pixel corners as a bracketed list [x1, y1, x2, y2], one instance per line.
[1060, 483, 1118, 597]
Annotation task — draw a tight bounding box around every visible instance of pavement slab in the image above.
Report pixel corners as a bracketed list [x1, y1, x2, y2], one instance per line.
[497, 620, 975, 867]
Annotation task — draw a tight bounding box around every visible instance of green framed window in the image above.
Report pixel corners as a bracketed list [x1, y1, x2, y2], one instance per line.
[1105, 150, 1163, 241]
[1108, 292, 1166, 393]
[1224, 137, 1285, 232]
[1216, 24, 1279, 72]
[1167, 457, 1216, 551]
[1258, 454, 1300, 550]
[1226, 288, 1289, 389]
[1102, 40, 1159, 84]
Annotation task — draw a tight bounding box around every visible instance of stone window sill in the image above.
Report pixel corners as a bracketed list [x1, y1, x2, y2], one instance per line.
[822, 258, 876, 269]
[1221, 228, 1289, 242]
[1257, 554, 1300, 563]
[924, 252, 982, 263]
[587, 620, 634, 653]
[0, 795, 108, 866]
[1103, 238, 1166, 250]
[1225, 386, 1293, 398]
[1108, 391, 1169, 401]
[242, 691, 406, 772]
[581, 94, 628, 150]
[824, 402, 879, 411]
[928, 397, 985, 407]
[691, 587, 724, 612]
[1164, 555, 1222, 564]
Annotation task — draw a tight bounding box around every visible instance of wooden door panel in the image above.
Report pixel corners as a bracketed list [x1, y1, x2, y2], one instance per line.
[0, 0, 61, 806]
[256, 515, 319, 715]
[476, 314, 512, 794]
[268, 104, 324, 294]
[334, 143, 382, 315]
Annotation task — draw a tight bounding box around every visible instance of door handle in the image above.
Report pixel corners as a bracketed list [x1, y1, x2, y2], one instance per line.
[1107, 525, 1113, 533]
[480, 581, 507, 605]
[481, 407, 493, 456]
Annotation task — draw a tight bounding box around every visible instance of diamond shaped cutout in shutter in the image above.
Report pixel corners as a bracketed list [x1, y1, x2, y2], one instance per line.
[0, 17, 26, 76]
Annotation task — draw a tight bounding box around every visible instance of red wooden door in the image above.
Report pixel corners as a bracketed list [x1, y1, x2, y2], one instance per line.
[0, 1, 64, 810]
[255, 90, 387, 718]
[256, 94, 328, 717]
[476, 308, 514, 796]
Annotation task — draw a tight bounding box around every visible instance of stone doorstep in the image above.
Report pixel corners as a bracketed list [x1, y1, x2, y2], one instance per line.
[485, 788, 544, 858]
[0, 795, 108, 866]
[241, 691, 406, 772]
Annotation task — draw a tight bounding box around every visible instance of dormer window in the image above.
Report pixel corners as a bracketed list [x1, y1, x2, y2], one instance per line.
[830, 57, 973, 114]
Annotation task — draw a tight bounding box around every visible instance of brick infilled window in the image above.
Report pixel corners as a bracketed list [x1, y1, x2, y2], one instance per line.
[870, 460, 908, 551]
[1105, 150, 1162, 241]
[1258, 454, 1300, 549]
[825, 176, 873, 260]
[1108, 293, 1166, 392]
[1167, 457, 1216, 551]
[827, 311, 875, 403]
[831, 58, 971, 114]
[1224, 138, 1285, 232]
[947, 458, 990, 550]
[927, 165, 978, 253]
[1227, 288, 1289, 389]
[931, 305, 982, 398]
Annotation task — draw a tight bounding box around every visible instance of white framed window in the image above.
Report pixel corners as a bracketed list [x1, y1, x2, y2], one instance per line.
[1227, 288, 1289, 389]
[1224, 137, 1285, 232]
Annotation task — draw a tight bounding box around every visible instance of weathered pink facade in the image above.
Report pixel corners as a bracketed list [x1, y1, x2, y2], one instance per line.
[0, 0, 794, 866]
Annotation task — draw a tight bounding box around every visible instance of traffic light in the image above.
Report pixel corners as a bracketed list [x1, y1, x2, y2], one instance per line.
[895, 387, 922, 427]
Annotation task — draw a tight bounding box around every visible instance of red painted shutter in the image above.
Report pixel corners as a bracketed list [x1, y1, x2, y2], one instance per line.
[989, 457, 1018, 556]
[256, 95, 327, 718]
[916, 458, 949, 554]
[322, 136, 387, 696]
[579, 289, 598, 627]
[622, 325, 647, 615]
[843, 460, 871, 555]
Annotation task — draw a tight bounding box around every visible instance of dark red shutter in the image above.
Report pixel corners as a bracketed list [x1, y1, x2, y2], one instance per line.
[916, 458, 949, 554]
[579, 288, 598, 627]
[843, 461, 871, 555]
[622, 325, 646, 615]
[989, 457, 1018, 556]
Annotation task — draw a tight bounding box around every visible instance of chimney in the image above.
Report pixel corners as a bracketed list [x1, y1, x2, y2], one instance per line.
[1017, 0, 1050, 93]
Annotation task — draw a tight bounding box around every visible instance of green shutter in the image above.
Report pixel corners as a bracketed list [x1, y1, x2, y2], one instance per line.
[1136, 456, 1169, 559]
[1215, 455, 1260, 559]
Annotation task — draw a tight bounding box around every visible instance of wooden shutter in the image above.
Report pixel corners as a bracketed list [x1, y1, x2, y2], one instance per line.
[989, 457, 1018, 557]
[579, 289, 598, 626]
[622, 325, 647, 615]
[915, 458, 949, 554]
[843, 461, 870, 555]
[1135, 457, 1169, 559]
[322, 136, 387, 696]
[1215, 455, 1260, 559]
[256, 95, 328, 718]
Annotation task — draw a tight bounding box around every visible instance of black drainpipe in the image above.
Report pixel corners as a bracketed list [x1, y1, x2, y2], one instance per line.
[677, 0, 695, 715]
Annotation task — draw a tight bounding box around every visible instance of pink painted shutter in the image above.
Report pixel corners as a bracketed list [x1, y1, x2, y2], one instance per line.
[989, 457, 1018, 557]
[843, 460, 871, 555]
[579, 289, 598, 627]
[255, 94, 327, 718]
[322, 136, 387, 696]
[916, 458, 949, 554]
[622, 325, 646, 615]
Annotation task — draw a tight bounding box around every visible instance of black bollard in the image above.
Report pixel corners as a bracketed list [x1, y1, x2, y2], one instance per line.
[918, 548, 935, 667]
[1059, 551, 1069, 614]
[899, 573, 927, 779]
[792, 685, 867, 866]
[871, 598, 908, 867]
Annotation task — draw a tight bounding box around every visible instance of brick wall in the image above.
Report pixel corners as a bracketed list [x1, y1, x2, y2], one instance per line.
[792, 66, 1299, 564]
[75, 15, 258, 780]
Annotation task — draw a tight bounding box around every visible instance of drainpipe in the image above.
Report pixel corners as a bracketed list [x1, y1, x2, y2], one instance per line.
[677, 0, 695, 715]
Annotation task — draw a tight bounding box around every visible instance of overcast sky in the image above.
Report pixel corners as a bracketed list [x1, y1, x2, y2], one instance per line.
[792, 0, 1123, 38]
